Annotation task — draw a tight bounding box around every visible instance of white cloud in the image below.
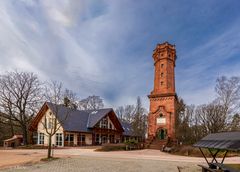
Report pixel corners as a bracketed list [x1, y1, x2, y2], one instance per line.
[47, 8, 72, 27]
[0, 0, 239, 110]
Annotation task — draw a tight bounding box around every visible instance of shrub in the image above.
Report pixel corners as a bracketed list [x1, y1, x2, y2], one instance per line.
[124, 139, 138, 145]
[99, 143, 126, 151]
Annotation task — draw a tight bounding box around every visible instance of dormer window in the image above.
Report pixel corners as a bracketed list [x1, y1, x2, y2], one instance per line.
[100, 117, 108, 128]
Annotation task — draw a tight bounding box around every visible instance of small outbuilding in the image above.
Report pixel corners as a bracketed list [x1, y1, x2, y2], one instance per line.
[3, 135, 23, 147]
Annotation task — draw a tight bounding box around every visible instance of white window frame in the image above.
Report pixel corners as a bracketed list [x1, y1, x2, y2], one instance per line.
[39, 133, 44, 145]
[100, 117, 108, 128]
[48, 118, 53, 129]
[56, 133, 63, 146]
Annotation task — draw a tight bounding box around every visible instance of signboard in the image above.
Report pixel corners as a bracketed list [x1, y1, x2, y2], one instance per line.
[157, 117, 166, 124]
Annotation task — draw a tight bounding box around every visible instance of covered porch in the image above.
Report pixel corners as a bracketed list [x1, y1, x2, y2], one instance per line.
[92, 128, 121, 145]
[64, 131, 93, 146]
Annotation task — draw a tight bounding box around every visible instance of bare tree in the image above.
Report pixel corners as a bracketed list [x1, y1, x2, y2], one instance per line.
[43, 81, 76, 158]
[176, 104, 195, 143]
[230, 114, 240, 131]
[63, 89, 78, 109]
[115, 105, 135, 123]
[0, 71, 43, 145]
[215, 76, 240, 117]
[196, 103, 226, 134]
[132, 97, 147, 138]
[175, 97, 186, 141]
[78, 95, 104, 110]
[125, 105, 135, 123]
[115, 106, 125, 121]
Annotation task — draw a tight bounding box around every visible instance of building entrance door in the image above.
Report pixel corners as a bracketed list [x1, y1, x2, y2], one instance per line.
[157, 129, 167, 140]
[101, 135, 107, 144]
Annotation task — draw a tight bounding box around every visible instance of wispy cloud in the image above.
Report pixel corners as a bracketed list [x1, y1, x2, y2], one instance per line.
[0, 0, 240, 109]
[177, 20, 240, 105]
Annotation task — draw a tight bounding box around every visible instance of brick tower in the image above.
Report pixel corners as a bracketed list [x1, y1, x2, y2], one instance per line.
[148, 42, 177, 141]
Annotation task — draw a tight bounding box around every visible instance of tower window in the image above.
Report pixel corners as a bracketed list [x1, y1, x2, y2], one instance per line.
[161, 64, 164, 68]
[161, 82, 164, 86]
[161, 73, 164, 77]
[161, 53, 163, 56]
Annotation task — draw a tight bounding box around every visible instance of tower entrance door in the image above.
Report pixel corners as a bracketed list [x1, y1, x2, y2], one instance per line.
[157, 129, 167, 140]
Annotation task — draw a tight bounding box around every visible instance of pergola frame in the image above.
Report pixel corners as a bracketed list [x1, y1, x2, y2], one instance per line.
[194, 132, 240, 172]
[199, 147, 229, 167]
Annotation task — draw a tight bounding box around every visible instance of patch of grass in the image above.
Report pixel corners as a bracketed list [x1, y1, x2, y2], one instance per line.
[40, 157, 60, 161]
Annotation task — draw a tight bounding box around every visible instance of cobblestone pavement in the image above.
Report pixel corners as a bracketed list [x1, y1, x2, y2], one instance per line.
[0, 148, 239, 172]
[0, 156, 201, 172]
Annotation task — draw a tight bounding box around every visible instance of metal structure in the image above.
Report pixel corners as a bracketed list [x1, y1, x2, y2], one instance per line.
[194, 132, 240, 172]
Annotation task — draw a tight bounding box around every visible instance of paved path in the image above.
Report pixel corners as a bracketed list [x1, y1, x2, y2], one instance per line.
[1, 156, 200, 172]
[0, 148, 239, 172]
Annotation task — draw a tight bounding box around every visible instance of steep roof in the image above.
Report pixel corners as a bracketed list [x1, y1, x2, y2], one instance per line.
[86, 108, 113, 128]
[30, 102, 124, 133]
[46, 102, 91, 132]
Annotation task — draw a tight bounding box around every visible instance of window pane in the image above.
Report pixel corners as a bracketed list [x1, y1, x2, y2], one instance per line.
[70, 134, 74, 141]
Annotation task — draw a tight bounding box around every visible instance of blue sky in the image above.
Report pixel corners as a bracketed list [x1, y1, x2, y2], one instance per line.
[0, 0, 240, 109]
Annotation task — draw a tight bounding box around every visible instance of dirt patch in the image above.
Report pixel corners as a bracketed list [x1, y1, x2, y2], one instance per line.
[0, 151, 43, 169]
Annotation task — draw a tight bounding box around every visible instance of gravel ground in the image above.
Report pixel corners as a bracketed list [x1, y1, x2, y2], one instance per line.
[0, 156, 201, 172]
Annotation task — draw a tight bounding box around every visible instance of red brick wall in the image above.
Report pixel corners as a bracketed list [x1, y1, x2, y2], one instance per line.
[148, 42, 177, 139]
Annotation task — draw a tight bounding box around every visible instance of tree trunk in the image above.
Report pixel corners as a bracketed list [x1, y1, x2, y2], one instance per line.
[9, 118, 14, 137]
[22, 125, 28, 145]
[47, 135, 52, 159]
